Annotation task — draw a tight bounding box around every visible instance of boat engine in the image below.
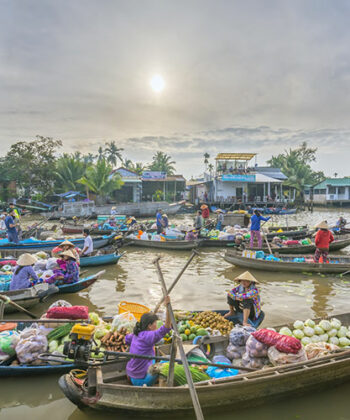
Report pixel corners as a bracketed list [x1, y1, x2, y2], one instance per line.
[63, 323, 95, 362]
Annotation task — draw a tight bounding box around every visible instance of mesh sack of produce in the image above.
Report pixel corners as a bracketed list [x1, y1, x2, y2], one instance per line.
[226, 343, 246, 360]
[268, 346, 307, 366]
[252, 329, 281, 347]
[111, 312, 137, 333]
[46, 305, 89, 320]
[0, 330, 20, 358]
[242, 351, 269, 369]
[229, 325, 255, 347]
[275, 334, 302, 354]
[15, 327, 48, 364]
[246, 335, 269, 358]
[304, 342, 340, 360]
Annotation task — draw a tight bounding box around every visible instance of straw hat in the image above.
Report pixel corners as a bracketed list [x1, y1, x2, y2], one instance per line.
[200, 204, 208, 209]
[60, 249, 77, 260]
[17, 253, 38, 266]
[315, 221, 329, 230]
[60, 240, 75, 248]
[234, 271, 260, 284]
[111, 206, 116, 210]
[163, 213, 168, 217]
[215, 209, 224, 213]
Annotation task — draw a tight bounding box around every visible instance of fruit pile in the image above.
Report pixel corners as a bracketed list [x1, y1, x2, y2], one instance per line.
[178, 320, 208, 342]
[193, 311, 234, 336]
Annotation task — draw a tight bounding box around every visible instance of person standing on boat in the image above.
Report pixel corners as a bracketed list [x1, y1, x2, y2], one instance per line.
[194, 210, 203, 230]
[110, 206, 117, 216]
[125, 296, 171, 387]
[81, 229, 94, 256]
[224, 271, 262, 327]
[10, 253, 39, 290]
[8, 202, 21, 221]
[215, 209, 224, 231]
[156, 208, 163, 234]
[314, 221, 334, 263]
[201, 204, 210, 220]
[161, 213, 169, 230]
[250, 210, 270, 248]
[5, 209, 19, 244]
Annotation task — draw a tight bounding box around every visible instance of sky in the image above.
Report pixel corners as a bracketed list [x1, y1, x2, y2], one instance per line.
[0, 0, 350, 178]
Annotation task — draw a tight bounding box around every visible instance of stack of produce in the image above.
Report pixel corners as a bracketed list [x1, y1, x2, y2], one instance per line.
[47, 323, 74, 355]
[192, 311, 234, 336]
[178, 320, 208, 342]
[159, 362, 210, 386]
[279, 318, 350, 348]
[243, 335, 270, 369]
[100, 328, 128, 352]
[226, 325, 255, 360]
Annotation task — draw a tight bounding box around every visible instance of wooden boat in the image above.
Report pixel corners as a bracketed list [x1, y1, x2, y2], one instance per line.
[58, 312, 350, 414]
[224, 250, 350, 273]
[80, 252, 123, 267]
[56, 272, 104, 294]
[61, 223, 128, 235]
[247, 235, 350, 255]
[0, 359, 77, 377]
[0, 234, 116, 255]
[266, 225, 307, 232]
[123, 238, 199, 250]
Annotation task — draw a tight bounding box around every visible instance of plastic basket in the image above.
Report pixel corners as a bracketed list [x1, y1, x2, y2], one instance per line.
[118, 301, 150, 321]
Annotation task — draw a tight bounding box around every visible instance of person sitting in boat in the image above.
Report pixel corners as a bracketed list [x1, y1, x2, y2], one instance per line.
[81, 229, 93, 256]
[215, 209, 224, 231]
[224, 271, 262, 327]
[161, 213, 169, 229]
[126, 216, 137, 227]
[250, 210, 270, 248]
[194, 210, 203, 230]
[9, 253, 39, 291]
[125, 296, 171, 387]
[47, 250, 79, 285]
[336, 217, 347, 229]
[314, 221, 334, 263]
[185, 229, 198, 241]
[53, 240, 80, 265]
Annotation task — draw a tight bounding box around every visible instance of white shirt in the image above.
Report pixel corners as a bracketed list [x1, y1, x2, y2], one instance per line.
[0, 219, 5, 230]
[83, 235, 94, 255]
[111, 209, 117, 215]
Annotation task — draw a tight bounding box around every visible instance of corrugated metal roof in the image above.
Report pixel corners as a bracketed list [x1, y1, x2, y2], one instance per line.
[313, 178, 350, 188]
[215, 153, 256, 161]
[255, 167, 287, 180]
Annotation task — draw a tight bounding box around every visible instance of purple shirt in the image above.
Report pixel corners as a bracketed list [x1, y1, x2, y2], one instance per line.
[125, 325, 171, 379]
[10, 266, 39, 290]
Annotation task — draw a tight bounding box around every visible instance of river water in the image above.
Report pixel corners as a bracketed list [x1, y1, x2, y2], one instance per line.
[1, 208, 350, 420]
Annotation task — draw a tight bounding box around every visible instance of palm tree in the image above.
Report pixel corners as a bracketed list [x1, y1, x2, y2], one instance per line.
[78, 159, 123, 204]
[123, 159, 146, 176]
[334, 172, 338, 178]
[104, 141, 124, 167]
[208, 163, 214, 179]
[204, 152, 210, 170]
[148, 151, 176, 175]
[83, 153, 96, 164]
[55, 154, 86, 192]
[97, 146, 105, 161]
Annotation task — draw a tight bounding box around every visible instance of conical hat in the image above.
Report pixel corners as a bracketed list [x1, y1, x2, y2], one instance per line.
[60, 240, 75, 248]
[60, 249, 77, 260]
[315, 220, 329, 230]
[17, 253, 38, 266]
[234, 271, 260, 284]
[200, 204, 208, 209]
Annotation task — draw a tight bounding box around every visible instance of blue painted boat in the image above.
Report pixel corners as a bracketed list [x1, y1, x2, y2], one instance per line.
[0, 361, 77, 377]
[56, 271, 105, 293]
[80, 252, 123, 267]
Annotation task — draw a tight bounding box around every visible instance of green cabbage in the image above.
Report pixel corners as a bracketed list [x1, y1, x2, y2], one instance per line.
[301, 337, 312, 346]
[304, 319, 315, 328]
[314, 325, 324, 335]
[328, 328, 337, 338]
[329, 336, 339, 345]
[311, 335, 320, 343]
[279, 327, 292, 336]
[338, 337, 350, 347]
[293, 320, 304, 330]
[330, 318, 342, 330]
[304, 327, 315, 337]
[49, 340, 59, 352]
[318, 334, 328, 342]
[319, 320, 332, 331]
[89, 312, 101, 326]
[293, 329, 304, 339]
[346, 331, 350, 339]
[337, 326, 348, 338]
[94, 328, 109, 340]
[57, 344, 64, 354]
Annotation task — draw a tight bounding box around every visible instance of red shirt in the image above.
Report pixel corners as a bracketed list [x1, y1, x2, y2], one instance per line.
[315, 230, 334, 249]
[201, 207, 210, 219]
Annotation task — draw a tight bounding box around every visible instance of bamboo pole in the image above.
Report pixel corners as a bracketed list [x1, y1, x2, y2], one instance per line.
[0, 295, 37, 319]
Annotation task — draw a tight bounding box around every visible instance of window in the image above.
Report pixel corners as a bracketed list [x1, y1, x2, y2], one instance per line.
[328, 186, 337, 194]
[314, 189, 326, 194]
[338, 187, 345, 194]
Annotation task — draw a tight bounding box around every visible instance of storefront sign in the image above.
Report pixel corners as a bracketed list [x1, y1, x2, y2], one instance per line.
[142, 171, 166, 180]
[222, 174, 256, 182]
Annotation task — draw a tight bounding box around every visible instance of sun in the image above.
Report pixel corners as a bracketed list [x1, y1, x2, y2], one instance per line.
[150, 74, 165, 93]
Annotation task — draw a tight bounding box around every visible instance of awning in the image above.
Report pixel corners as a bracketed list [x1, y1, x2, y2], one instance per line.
[255, 173, 282, 183]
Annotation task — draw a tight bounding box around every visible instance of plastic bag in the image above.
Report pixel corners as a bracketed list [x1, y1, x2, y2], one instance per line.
[253, 329, 281, 347]
[229, 325, 255, 347]
[35, 251, 48, 260]
[46, 257, 59, 270]
[275, 335, 302, 354]
[212, 355, 231, 365]
[111, 312, 137, 333]
[15, 327, 48, 364]
[246, 335, 269, 358]
[268, 346, 307, 366]
[206, 356, 238, 379]
[41, 270, 54, 281]
[226, 343, 246, 360]
[242, 352, 269, 369]
[34, 260, 47, 271]
[304, 342, 340, 360]
[46, 306, 89, 320]
[49, 300, 72, 309]
[0, 330, 20, 357]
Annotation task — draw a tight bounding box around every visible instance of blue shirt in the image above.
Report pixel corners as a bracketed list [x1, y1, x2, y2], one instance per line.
[156, 212, 162, 227]
[250, 214, 270, 231]
[5, 216, 16, 233]
[10, 266, 39, 290]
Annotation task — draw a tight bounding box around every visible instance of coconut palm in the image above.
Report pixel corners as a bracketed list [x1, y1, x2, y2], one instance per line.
[123, 158, 146, 176]
[148, 151, 176, 175]
[78, 159, 123, 203]
[55, 154, 86, 192]
[97, 146, 105, 161]
[208, 163, 214, 178]
[104, 141, 124, 167]
[204, 152, 210, 170]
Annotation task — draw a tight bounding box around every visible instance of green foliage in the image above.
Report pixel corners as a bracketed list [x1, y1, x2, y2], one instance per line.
[104, 141, 124, 167]
[78, 159, 123, 203]
[124, 159, 146, 176]
[55, 154, 87, 192]
[267, 142, 325, 201]
[5, 136, 62, 196]
[148, 152, 176, 175]
[153, 189, 164, 201]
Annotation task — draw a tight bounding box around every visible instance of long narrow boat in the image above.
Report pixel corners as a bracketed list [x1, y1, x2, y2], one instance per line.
[80, 252, 123, 267]
[0, 360, 77, 377]
[61, 224, 128, 235]
[247, 235, 350, 255]
[123, 238, 199, 250]
[0, 234, 116, 255]
[59, 312, 350, 414]
[224, 250, 350, 273]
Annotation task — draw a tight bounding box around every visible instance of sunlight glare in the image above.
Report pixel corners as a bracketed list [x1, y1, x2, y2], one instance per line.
[150, 74, 165, 93]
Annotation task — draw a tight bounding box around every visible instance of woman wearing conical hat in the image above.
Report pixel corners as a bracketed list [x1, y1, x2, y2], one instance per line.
[9, 253, 39, 291]
[224, 271, 262, 327]
[314, 221, 334, 263]
[53, 240, 80, 265]
[47, 249, 79, 285]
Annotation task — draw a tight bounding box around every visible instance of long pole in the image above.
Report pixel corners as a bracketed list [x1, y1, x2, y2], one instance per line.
[153, 250, 199, 313]
[0, 295, 37, 319]
[154, 257, 204, 420]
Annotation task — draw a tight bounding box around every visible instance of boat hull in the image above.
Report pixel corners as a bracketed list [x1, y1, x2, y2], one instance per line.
[0, 363, 77, 377]
[80, 253, 122, 267]
[123, 239, 198, 250]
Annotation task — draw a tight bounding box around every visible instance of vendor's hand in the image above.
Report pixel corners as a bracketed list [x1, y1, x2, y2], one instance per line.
[163, 295, 170, 306]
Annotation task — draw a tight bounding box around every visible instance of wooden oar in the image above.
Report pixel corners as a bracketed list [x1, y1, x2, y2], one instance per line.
[0, 294, 37, 319]
[262, 231, 273, 255]
[153, 250, 199, 313]
[154, 257, 204, 420]
[22, 214, 53, 239]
